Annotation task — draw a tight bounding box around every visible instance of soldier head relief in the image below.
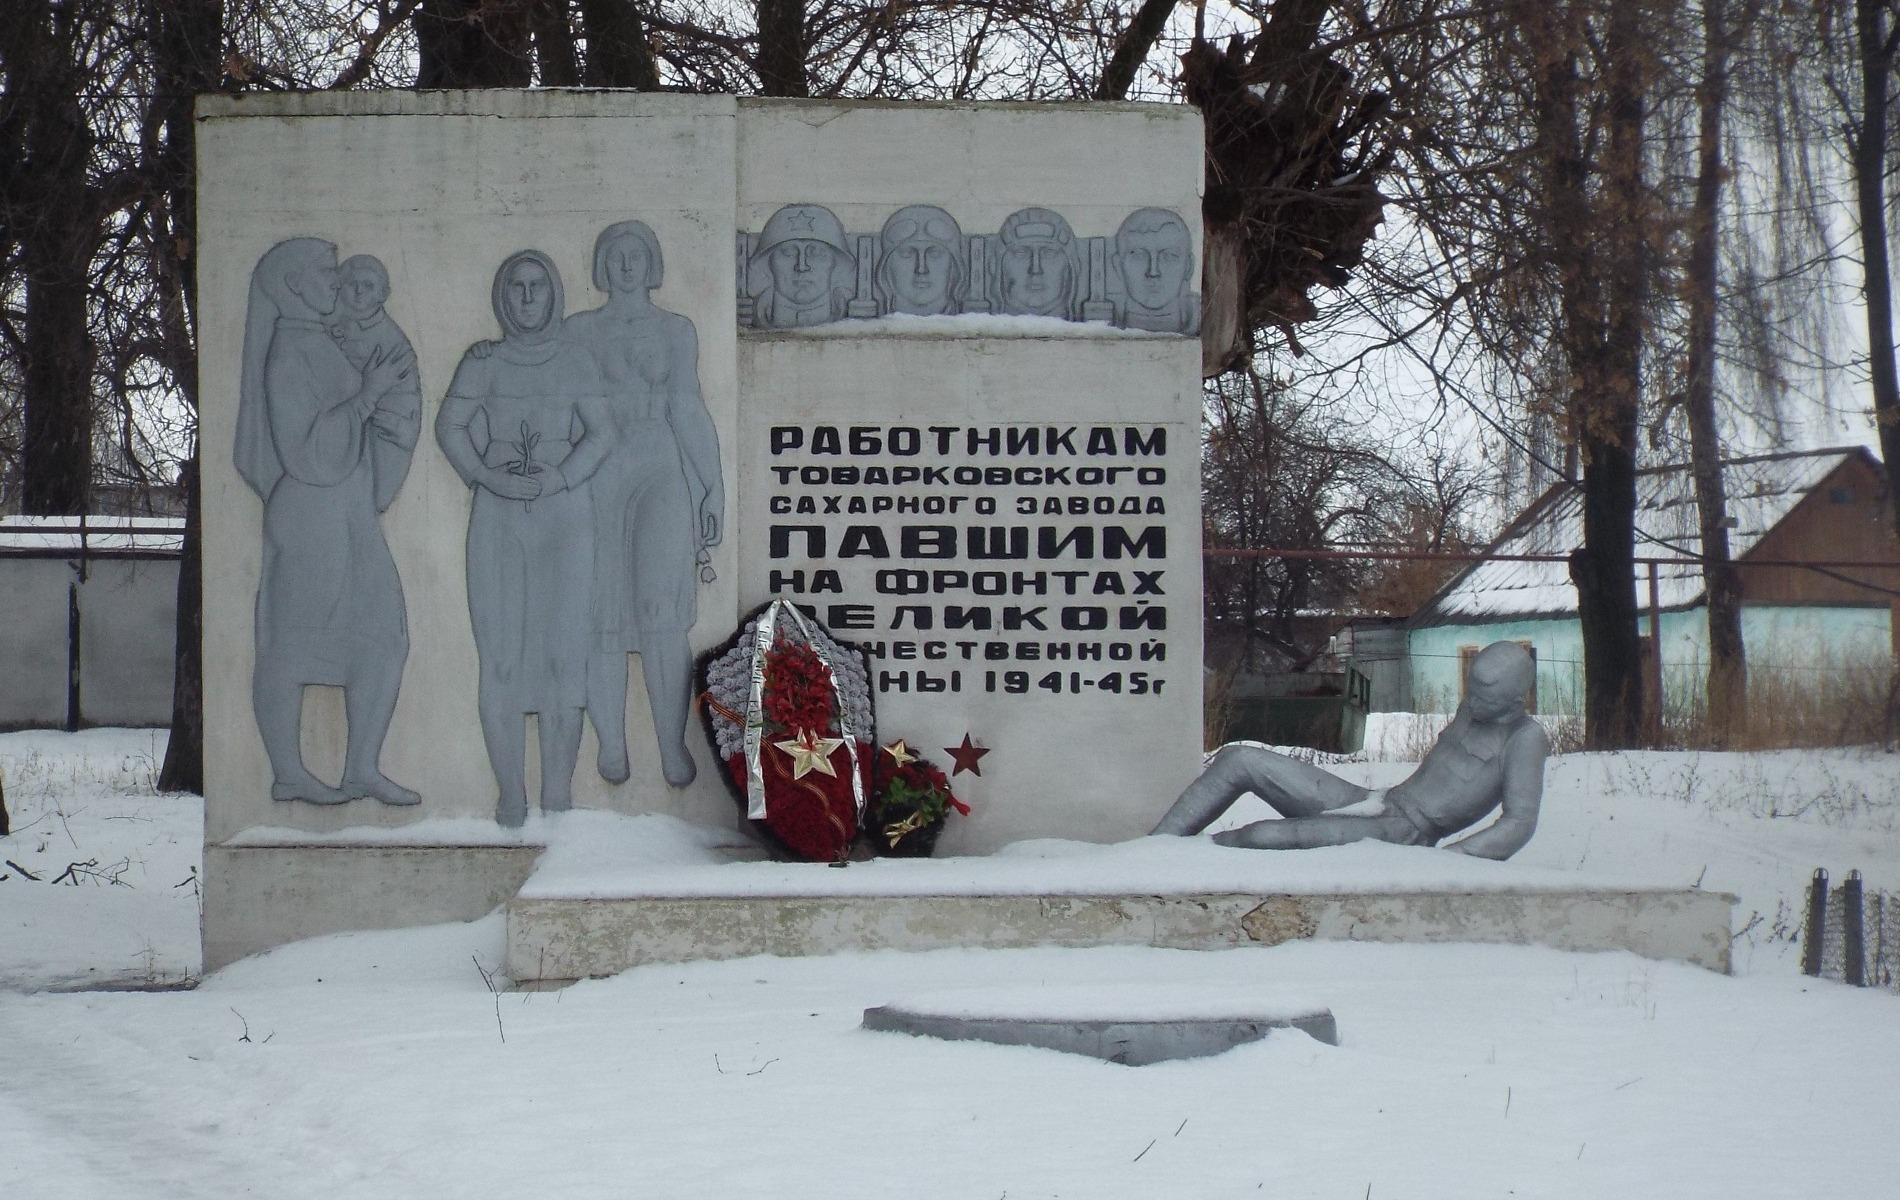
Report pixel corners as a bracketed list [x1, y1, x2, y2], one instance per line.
[876, 205, 964, 316]
[1111, 208, 1195, 332]
[991, 207, 1084, 320]
[749, 204, 856, 329]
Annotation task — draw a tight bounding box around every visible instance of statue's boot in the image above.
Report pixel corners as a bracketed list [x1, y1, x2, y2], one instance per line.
[495, 790, 528, 828]
[343, 772, 421, 806]
[272, 774, 351, 805]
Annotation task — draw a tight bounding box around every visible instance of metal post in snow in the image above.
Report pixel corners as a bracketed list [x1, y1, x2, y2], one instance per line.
[1803, 868, 1828, 977]
[1647, 561, 1663, 744]
[1844, 870, 1866, 987]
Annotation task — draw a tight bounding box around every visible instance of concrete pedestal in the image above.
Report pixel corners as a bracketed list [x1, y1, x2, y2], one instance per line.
[505, 884, 1735, 984]
[205, 843, 543, 970]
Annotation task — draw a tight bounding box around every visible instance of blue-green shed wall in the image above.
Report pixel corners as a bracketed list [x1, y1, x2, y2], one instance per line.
[1408, 606, 1892, 715]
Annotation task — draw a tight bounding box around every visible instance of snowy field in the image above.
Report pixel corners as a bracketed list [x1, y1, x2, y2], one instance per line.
[4, 722, 1900, 1198]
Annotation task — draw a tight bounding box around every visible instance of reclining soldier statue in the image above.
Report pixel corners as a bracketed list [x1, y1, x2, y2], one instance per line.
[1152, 640, 1549, 860]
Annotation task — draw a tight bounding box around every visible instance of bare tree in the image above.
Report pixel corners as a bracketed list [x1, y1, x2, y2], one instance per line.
[3, 0, 106, 516]
[1848, 0, 1900, 529]
[1679, 0, 1749, 744]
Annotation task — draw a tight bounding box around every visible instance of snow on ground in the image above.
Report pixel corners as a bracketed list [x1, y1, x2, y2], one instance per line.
[5, 921, 1898, 1199]
[0, 729, 198, 990]
[4, 723, 1900, 1198]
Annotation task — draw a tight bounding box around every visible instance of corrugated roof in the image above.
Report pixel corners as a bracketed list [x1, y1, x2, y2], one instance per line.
[1415, 447, 1869, 623]
[0, 516, 184, 554]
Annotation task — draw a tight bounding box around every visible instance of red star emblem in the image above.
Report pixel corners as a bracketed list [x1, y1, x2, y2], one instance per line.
[944, 733, 990, 777]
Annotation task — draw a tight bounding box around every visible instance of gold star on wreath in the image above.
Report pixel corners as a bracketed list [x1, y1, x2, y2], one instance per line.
[775, 728, 844, 779]
[881, 739, 918, 767]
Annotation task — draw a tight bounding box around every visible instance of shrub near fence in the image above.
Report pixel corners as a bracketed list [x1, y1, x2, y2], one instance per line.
[1804, 869, 1900, 991]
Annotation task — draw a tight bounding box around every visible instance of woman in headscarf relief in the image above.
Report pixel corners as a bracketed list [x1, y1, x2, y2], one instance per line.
[436, 250, 615, 826]
[235, 237, 419, 808]
[565, 221, 724, 789]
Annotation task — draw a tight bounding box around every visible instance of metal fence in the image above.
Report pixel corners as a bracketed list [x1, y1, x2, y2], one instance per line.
[1802, 869, 1900, 991]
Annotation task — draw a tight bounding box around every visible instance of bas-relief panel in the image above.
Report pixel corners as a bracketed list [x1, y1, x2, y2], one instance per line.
[241, 223, 724, 828]
[236, 238, 420, 809]
[737, 204, 1200, 334]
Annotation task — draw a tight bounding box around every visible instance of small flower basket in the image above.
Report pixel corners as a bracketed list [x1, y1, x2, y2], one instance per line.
[864, 750, 969, 858]
[701, 601, 874, 863]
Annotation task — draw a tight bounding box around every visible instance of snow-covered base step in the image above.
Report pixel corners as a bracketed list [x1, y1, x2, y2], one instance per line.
[204, 844, 544, 970]
[506, 885, 1736, 984]
[863, 985, 1338, 1065]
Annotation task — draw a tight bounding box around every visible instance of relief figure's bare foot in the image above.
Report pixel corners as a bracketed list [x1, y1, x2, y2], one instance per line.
[660, 741, 697, 788]
[272, 775, 351, 805]
[342, 772, 421, 806]
[597, 745, 631, 785]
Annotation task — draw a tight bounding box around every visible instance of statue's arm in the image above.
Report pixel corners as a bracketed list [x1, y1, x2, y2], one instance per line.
[1443, 723, 1550, 860]
[665, 317, 725, 546]
[267, 341, 364, 487]
[371, 328, 423, 451]
[433, 357, 489, 488]
[545, 391, 615, 492]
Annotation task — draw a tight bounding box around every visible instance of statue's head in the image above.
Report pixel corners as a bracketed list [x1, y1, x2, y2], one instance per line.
[593, 220, 664, 294]
[491, 249, 565, 343]
[1112, 208, 1194, 314]
[1465, 641, 1535, 722]
[877, 205, 964, 316]
[749, 204, 855, 325]
[990, 207, 1083, 319]
[336, 254, 390, 321]
[257, 237, 340, 319]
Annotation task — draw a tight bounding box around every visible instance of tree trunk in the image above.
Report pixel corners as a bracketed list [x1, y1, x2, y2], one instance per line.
[531, 0, 580, 86]
[414, 0, 533, 87]
[1535, 0, 1645, 750]
[13, 0, 97, 517]
[1574, 0, 1648, 750]
[160, 457, 203, 793]
[1855, 0, 1900, 531]
[1685, 0, 1745, 744]
[151, 0, 221, 794]
[756, 0, 808, 96]
[1095, 0, 1179, 101]
[579, 0, 660, 88]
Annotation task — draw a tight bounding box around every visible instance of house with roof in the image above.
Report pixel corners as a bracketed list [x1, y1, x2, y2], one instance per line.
[1404, 447, 1900, 716]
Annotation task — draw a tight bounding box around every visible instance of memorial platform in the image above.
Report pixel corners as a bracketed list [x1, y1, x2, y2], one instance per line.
[498, 814, 1737, 985]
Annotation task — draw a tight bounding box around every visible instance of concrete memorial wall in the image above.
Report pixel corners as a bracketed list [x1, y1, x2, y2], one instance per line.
[197, 92, 1204, 966]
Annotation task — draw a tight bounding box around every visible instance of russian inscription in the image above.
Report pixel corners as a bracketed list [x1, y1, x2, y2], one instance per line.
[761, 421, 1184, 707]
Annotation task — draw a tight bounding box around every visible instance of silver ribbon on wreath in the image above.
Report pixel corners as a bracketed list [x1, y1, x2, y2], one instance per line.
[741, 598, 868, 824]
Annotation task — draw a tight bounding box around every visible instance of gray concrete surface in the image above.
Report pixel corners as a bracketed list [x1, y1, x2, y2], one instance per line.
[861, 1004, 1337, 1064]
[506, 885, 1736, 983]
